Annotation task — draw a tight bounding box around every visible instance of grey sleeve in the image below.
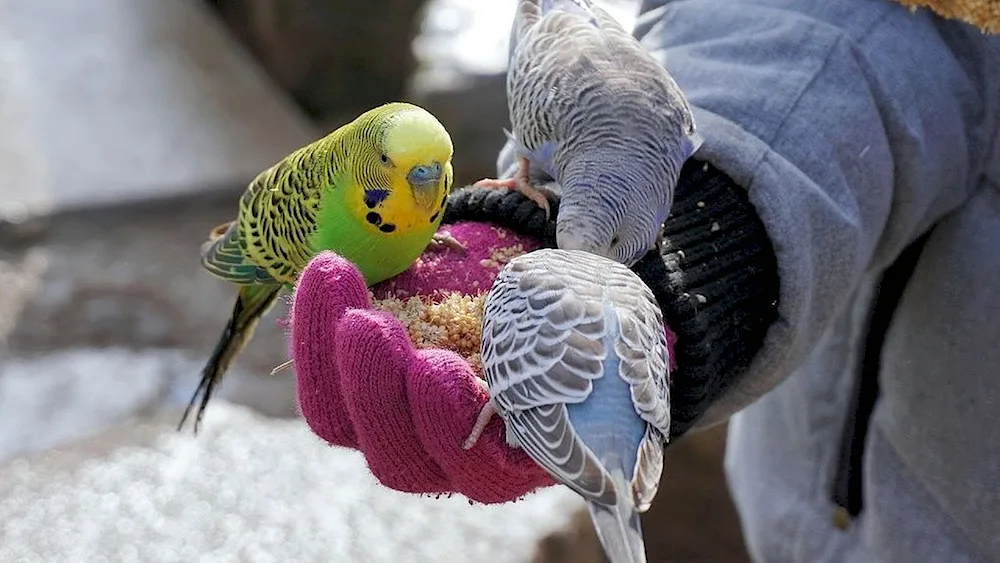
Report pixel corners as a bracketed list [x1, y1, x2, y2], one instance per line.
[633, 0, 1000, 426]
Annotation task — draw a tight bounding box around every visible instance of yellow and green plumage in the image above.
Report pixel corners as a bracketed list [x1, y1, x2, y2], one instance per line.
[179, 102, 456, 433]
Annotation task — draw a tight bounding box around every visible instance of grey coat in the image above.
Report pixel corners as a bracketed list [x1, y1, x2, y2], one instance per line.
[633, 0, 1000, 561]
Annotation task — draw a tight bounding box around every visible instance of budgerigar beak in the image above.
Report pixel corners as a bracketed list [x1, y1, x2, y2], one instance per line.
[407, 161, 443, 211]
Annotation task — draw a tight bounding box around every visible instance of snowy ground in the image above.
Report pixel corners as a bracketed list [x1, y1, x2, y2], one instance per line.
[0, 383, 584, 563]
[0, 239, 580, 563]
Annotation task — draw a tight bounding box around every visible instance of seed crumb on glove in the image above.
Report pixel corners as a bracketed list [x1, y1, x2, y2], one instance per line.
[370, 292, 487, 376]
[366, 222, 543, 378]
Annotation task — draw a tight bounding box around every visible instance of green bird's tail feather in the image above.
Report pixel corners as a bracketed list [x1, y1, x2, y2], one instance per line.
[178, 283, 282, 434]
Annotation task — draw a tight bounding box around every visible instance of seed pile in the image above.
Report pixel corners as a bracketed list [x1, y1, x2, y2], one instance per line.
[371, 291, 488, 379]
[368, 236, 539, 380]
[478, 242, 527, 271]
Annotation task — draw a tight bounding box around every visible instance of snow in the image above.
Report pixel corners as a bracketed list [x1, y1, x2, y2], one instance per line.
[0, 350, 584, 562]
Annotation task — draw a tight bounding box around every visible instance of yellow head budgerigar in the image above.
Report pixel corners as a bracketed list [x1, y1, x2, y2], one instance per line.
[179, 102, 457, 433]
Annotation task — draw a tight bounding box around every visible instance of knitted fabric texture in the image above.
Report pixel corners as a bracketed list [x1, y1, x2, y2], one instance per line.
[634, 161, 779, 437]
[289, 218, 681, 503]
[289, 237, 556, 504]
[444, 160, 780, 439]
[371, 221, 541, 301]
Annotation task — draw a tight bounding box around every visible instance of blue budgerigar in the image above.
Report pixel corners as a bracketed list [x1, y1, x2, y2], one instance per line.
[463, 248, 672, 563]
[473, 0, 703, 266]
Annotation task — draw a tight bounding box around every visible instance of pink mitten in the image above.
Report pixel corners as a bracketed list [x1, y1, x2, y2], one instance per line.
[288, 220, 677, 504]
[289, 221, 555, 504]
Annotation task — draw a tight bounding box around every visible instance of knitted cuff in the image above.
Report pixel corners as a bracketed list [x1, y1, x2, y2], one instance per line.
[442, 160, 779, 440]
[635, 161, 779, 438]
[443, 183, 558, 243]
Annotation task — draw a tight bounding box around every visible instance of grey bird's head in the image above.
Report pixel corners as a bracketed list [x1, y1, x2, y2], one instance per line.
[555, 145, 688, 267]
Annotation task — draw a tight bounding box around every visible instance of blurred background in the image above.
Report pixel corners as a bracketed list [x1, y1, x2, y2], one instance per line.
[0, 0, 750, 560]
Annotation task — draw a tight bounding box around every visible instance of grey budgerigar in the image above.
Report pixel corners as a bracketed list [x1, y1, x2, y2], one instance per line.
[463, 248, 672, 563]
[474, 0, 703, 266]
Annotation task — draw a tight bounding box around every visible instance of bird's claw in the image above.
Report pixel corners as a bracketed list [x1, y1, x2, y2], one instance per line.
[517, 183, 552, 220]
[269, 359, 294, 376]
[462, 378, 496, 450]
[207, 220, 234, 241]
[472, 177, 520, 190]
[428, 231, 466, 252]
[472, 175, 551, 220]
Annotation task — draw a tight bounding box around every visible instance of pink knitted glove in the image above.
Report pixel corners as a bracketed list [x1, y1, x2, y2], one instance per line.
[288, 221, 557, 504]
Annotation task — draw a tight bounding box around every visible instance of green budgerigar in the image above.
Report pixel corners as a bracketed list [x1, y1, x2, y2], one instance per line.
[179, 102, 458, 434]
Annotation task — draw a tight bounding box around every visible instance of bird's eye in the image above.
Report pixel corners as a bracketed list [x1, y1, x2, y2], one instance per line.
[610, 236, 620, 246]
[380, 153, 390, 165]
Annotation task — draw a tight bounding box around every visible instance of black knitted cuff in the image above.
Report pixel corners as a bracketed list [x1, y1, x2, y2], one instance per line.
[442, 183, 559, 243]
[442, 160, 779, 440]
[635, 161, 779, 438]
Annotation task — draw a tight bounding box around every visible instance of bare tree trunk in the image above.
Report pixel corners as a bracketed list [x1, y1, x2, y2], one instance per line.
[202, 0, 512, 185]
[205, 0, 430, 124]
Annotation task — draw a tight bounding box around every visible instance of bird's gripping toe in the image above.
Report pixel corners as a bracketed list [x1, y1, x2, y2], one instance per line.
[428, 231, 467, 252]
[472, 157, 552, 219]
[462, 378, 499, 450]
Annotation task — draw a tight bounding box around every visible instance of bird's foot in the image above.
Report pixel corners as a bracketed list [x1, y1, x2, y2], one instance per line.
[471, 177, 519, 190]
[207, 220, 233, 241]
[269, 359, 294, 376]
[513, 179, 552, 220]
[428, 230, 466, 252]
[472, 176, 552, 220]
[462, 378, 497, 450]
